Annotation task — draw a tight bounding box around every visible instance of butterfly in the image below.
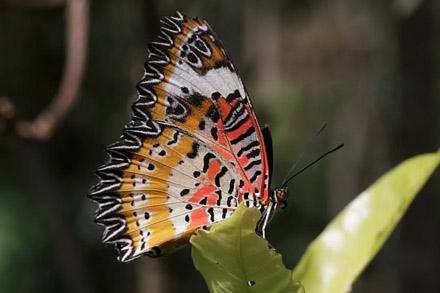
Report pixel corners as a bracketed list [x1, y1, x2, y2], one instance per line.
[89, 11, 289, 262]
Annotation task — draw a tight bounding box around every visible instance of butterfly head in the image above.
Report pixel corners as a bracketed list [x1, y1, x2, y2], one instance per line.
[273, 186, 288, 209]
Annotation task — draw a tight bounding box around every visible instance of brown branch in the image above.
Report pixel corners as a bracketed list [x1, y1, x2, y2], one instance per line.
[0, 0, 89, 141]
[0, 0, 64, 7]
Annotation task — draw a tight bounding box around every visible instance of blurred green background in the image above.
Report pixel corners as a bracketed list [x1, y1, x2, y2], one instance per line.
[1, 0, 439, 292]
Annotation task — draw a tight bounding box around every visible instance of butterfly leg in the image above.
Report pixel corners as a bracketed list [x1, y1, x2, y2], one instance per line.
[259, 201, 277, 239]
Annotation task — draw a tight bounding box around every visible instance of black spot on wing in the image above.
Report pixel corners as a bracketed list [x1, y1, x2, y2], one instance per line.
[207, 208, 215, 222]
[249, 170, 262, 183]
[211, 92, 221, 100]
[194, 38, 210, 56]
[230, 126, 255, 145]
[207, 104, 220, 123]
[187, 52, 198, 64]
[222, 208, 228, 219]
[226, 90, 240, 103]
[187, 142, 199, 158]
[228, 179, 235, 194]
[214, 166, 228, 187]
[203, 153, 216, 173]
[198, 119, 206, 130]
[210, 127, 218, 140]
[215, 190, 222, 206]
[165, 96, 189, 121]
[167, 131, 180, 145]
[199, 197, 208, 205]
[246, 149, 260, 159]
[244, 159, 261, 171]
[180, 189, 190, 197]
[188, 93, 204, 106]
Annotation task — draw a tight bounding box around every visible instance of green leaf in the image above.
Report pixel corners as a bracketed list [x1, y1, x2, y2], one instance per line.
[191, 204, 304, 293]
[292, 150, 440, 293]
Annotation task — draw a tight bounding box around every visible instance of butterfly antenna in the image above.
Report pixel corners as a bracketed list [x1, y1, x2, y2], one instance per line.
[281, 143, 344, 188]
[281, 122, 328, 186]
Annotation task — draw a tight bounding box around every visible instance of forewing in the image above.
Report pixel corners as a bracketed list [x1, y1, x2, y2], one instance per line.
[138, 11, 270, 201]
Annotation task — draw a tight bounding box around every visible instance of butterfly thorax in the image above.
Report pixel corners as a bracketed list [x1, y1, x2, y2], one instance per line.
[256, 186, 288, 237]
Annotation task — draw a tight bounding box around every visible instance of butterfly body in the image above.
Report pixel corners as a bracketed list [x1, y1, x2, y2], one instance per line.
[89, 11, 286, 262]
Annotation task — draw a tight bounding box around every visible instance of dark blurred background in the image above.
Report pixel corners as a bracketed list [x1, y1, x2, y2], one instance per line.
[1, 0, 439, 292]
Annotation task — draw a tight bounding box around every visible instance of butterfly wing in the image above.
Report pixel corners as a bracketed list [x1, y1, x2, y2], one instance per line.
[89, 11, 270, 262]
